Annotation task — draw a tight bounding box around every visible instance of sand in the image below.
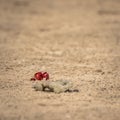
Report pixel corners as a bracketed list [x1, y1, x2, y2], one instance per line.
[0, 0, 120, 120]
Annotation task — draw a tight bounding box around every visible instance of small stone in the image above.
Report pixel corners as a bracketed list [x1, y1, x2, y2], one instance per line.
[32, 81, 43, 91]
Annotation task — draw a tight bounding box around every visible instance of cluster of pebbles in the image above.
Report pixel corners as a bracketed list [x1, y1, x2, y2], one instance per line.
[32, 80, 75, 93]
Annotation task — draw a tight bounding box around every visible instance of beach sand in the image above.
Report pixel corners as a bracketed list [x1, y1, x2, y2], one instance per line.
[0, 0, 120, 120]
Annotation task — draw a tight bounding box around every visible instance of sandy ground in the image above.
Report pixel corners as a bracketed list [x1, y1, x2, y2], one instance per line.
[0, 0, 120, 120]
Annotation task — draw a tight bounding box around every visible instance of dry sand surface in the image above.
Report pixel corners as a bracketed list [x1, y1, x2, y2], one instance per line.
[0, 0, 120, 120]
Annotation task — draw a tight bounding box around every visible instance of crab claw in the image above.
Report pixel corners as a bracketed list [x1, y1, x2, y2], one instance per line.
[34, 72, 43, 80]
[42, 72, 49, 80]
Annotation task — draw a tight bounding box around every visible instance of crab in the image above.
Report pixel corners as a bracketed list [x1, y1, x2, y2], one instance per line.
[30, 72, 49, 81]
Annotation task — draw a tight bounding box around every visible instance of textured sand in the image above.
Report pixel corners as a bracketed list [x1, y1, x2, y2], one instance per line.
[0, 0, 120, 120]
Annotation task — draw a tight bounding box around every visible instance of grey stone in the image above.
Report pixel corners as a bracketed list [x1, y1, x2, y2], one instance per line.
[32, 80, 73, 93]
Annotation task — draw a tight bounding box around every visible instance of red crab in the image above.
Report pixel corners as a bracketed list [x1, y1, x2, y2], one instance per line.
[30, 71, 49, 81]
